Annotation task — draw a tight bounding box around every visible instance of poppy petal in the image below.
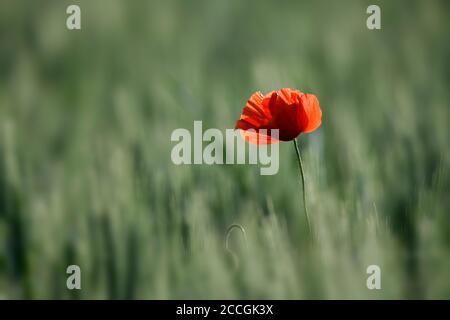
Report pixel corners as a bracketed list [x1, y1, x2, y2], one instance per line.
[241, 91, 271, 123]
[236, 88, 321, 144]
[300, 93, 322, 133]
[238, 128, 280, 145]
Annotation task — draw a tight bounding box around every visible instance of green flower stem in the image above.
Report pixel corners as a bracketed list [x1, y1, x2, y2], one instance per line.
[293, 138, 311, 236]
[225, 224, 247, 270]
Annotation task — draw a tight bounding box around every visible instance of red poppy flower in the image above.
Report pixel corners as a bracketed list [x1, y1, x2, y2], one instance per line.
[235, 88, 322, 144]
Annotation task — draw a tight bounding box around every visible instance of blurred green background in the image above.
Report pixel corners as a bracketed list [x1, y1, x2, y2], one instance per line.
[0, 0, 449, 299]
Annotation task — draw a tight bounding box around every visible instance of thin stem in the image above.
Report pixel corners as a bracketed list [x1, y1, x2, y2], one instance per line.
[225, 224, 247, 270]
[293, 138, 311, 235]
[225, 224, 247, 251]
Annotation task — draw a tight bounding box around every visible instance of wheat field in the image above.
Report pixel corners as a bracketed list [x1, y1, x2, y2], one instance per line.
[0, 0, 449, 299]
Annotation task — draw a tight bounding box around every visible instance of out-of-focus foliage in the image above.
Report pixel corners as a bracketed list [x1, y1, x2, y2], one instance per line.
[0, 0, 449, 299]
